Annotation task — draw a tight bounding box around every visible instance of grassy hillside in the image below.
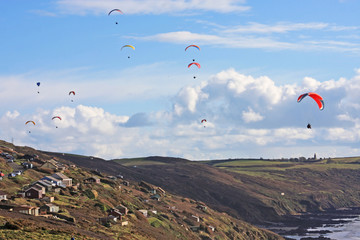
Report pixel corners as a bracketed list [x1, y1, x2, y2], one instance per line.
[0, 141, 282, 240]
[105, 156, 360, 224]
[40, 146, 360, 235]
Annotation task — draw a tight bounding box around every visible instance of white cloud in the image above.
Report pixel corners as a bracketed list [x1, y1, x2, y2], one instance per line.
[223, 22, 329, 34]
[5, 111, 20, 119]
[56, 0, 250, 15]
[242, 107, 263, 123]
[132, 20, 360, 52]
[301, 77, 321, 91]
[2, 68, 360, 160]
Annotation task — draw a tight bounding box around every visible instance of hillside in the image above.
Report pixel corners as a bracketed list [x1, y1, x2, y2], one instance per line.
[44, 150, 360, 226]
[0, 141, 282, 240]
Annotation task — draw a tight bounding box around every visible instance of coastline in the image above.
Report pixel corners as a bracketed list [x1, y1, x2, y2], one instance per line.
[260, 207, 360, 240]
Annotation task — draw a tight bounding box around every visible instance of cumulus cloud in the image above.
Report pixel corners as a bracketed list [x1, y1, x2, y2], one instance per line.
[2, 68, 360, 160]
[242, 107, 263, 123]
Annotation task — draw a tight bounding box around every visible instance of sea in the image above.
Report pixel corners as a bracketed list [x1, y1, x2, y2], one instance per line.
[284, 215, 360, 240]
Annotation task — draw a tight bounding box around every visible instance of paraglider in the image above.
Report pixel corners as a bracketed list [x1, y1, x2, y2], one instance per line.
[297, 92, 324, 129]
[52, 116, 62, 128]
[25, 121, 35, 133]
[121, 45, 135, 58]
[108, 9, 123, 24]
[69, 91, 75, 102]
[188, 62, 201, 79]
[201, 119, 207, 128]
[36, 82, 40, 94]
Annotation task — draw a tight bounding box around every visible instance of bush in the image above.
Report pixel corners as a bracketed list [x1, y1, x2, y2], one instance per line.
[84, 189, 96, 199]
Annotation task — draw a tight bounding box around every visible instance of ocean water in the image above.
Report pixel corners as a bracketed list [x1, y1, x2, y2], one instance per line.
[284, 216, 360, 240]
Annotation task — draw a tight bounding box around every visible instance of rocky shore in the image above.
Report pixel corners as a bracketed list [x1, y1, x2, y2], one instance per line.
[261, 207, 360, 240]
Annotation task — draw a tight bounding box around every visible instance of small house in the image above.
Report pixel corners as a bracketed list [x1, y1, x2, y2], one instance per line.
[138, 209, 148, 217]
[196, 204, 207, 211]
[157, 187, 166, 195]
[8, 173, 16, 178]
[22, 162, 33, 169]
[84, 176, 101, 184]
[0, 191, 7, 201]
[122, 181, 130, 186]
[150, 194, 161, 201]
[116, 205, 128, 215]
[32, 184, 46, 195]
[98, 216, 117, 226]
[14, 205, 39, 216]
[41, 176, 62, 186]
[107, 209, 123, 220]
[51, 173, 72, 187]
[40, 161, 58, 170]
[35, 180, 53, 191]
[191, 215, 200, 222]
[40, 203, 59, 213]
[25, 187, 43, 199]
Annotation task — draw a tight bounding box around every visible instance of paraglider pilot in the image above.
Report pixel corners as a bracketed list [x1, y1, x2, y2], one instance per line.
[307, 123, 311, 129]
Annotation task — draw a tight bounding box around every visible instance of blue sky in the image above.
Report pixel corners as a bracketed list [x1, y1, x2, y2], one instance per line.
[1, 0, 360, 160]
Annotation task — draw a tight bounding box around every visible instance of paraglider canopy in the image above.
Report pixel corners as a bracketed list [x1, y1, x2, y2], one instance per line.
[108, 9, 123, 15]
[188, 62, 201, 69]
[185, 45, 200, 51]
[121, 45, 135, 50]
[297, 92, 324, 110]
[201, 119, 207, 123]
[25, 120, 35, 125]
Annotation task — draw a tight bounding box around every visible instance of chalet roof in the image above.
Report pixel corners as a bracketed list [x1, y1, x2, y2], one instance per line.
[42, 176, 61, 182]
[0, 190, 7, 195]
[36, 180, 52, 187]
[32, 184, 45, 190]
[150, 194, 161, 199]
[16, 205, 39, 210]
[25, 187, 42, 193]
[52, 172, 71, 180]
